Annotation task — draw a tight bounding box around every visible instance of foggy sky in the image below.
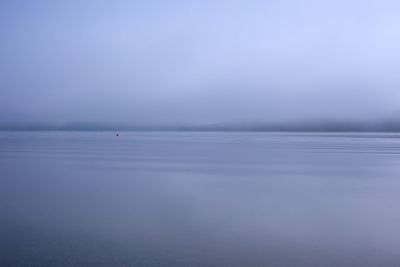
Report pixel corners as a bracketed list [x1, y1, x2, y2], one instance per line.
[1, 0, 400, 125]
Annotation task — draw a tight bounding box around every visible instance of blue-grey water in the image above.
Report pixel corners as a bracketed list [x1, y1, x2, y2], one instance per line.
[1, 132, 400, 267]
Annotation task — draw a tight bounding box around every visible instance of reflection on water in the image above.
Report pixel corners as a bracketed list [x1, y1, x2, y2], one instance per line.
[1, 132, 400, 266]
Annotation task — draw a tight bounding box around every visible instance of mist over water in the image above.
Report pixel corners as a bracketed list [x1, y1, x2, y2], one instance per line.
[1, 0, 400, 266]
[1, 132, 400, 266]
[1, 0, 400, 125]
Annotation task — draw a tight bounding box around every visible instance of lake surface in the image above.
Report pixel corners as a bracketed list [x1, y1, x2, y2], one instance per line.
[1, 132, 400, 266]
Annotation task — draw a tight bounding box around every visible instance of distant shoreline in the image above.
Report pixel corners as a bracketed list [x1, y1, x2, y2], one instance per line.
[2, 121, 400, 132]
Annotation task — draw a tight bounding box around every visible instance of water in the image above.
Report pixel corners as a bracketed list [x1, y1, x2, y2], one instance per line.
[1, 132, 400, 267]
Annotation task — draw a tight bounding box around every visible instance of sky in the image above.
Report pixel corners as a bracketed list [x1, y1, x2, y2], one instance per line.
[1, 0, 400, 126]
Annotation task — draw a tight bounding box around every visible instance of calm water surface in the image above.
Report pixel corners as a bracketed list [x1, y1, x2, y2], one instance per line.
[1, 132, 400, 266]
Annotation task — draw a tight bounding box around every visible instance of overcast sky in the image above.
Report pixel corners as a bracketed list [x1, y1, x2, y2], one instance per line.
[1, 0, 400, 125]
